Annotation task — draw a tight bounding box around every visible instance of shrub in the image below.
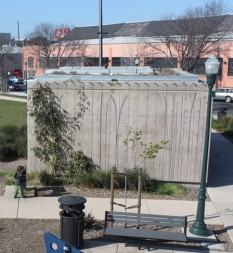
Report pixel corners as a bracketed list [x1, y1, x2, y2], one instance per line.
[15, 125, 27, 158]
[212, 118, 227, 132]
[1, 170, 15, 185]
[39, 170, 58, 186]
[15, 135, 27, 157]
[67, 151, 96, 178]
[84, 212, 101, 230]
[0, 143, 18, 161]
[74, 171, 100, 188]
[27, 171, 41, 185]
[212, 116, 233, 141]
[0, 124, 27, 161]
[0, 125, 18, 142]
[227, 117, 233, 131]
[155, 182, 187, 195]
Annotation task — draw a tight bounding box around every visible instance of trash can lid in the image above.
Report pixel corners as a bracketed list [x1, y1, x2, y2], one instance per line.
[58, 195, 86, 206]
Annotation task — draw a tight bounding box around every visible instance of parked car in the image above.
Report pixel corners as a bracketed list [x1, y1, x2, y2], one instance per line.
[8, 80, 25, 91]
[11, 69, 22, 77]
[8, 76, 24, 82]
[214, 88, 233, 103]
[24, 76, 36, 85]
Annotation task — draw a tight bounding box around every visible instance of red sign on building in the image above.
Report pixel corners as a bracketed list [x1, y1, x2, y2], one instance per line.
[55, 28, 70, 40]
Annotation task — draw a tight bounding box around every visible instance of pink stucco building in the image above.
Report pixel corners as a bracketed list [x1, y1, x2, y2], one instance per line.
[22, 15, 233, 88]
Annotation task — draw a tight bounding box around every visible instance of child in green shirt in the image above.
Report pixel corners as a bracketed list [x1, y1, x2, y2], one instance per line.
[14, 165, 26, 198]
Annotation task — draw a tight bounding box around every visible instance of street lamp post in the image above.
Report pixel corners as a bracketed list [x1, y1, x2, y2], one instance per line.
[190, 54, 220, 236]
[99, 0, 103, 67]
[24, 62, 28, 94]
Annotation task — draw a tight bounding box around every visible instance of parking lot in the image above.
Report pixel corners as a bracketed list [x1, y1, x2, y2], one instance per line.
[213, 101, 233, 118]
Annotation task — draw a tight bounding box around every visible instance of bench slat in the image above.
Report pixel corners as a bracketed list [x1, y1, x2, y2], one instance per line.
[107, 211, 185, 220]
[106, 212, 186, 228]
[104, 227, 187, 242]
[104, 211, 187, 243]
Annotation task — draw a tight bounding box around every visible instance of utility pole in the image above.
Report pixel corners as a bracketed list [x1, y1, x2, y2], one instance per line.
[98, 0, 103, 67]
[17, 21, 20, 43]
[98, 0, 107, 67]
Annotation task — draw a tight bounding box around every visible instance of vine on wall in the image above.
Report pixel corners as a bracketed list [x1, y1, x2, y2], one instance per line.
[29, 81, 89, 176]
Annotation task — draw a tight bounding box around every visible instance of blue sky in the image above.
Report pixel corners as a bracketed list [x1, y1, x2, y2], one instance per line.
[1, 0, 233, 39]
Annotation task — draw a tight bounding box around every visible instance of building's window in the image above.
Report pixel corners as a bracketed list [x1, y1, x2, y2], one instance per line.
[228, 58, 233, 76]
[27, 57, 34, 68]
[121, 57, 136, 66]
[39, 57, 46, 69]
[49, 57, 58, 68]
[111, 57, 138, 66]
[28, 70, 35, 77]
[189, 58, 222, 76]
[84, 57, 108, 66]
[61, 57, 81, 67]
[190, 58, 207, 75]
[84, 57, 99, 66]
[39, 57, 58, 69]
[217, 58, 223, 77]
[112, 57, 120, 66]
[144, 57, 178, 68]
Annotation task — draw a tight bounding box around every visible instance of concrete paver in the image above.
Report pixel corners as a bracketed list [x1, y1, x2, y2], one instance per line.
[0, 188, 223, 226]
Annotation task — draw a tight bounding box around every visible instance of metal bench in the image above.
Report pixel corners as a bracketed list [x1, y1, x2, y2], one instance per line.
[104, 211, 187, 250]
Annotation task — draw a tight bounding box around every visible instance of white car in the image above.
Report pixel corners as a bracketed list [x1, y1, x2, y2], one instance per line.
[24, 77, 37, 85]
[214, 88, 233, 103]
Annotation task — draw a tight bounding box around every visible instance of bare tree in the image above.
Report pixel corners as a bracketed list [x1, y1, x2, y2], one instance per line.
[146, 0, 232, 72]
[26, 22, 85, 69]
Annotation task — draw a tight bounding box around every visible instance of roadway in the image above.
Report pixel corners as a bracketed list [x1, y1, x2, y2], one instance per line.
[213, 100, 233, 118]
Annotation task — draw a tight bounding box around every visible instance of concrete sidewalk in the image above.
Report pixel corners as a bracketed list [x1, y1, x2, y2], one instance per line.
[0, 188, 225, 253]
[0, 186, 221, 224]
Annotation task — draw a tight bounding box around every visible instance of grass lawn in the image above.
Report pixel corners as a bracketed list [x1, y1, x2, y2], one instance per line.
[0, 100, 27, 128]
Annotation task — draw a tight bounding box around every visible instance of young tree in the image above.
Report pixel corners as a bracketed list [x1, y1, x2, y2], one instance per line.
[146, 0, 232, 72]
[26, 22, 85, 69]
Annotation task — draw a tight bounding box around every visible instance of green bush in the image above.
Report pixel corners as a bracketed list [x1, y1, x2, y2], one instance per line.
[27, 171, 41, 185]
[212, 118, 227, 132]
[0, 124, 27, 161]
[15, 135, 27, 157]
[0, 143, 18, 161]
[15, 125, 27, 158]
[212, 116, 233, 141]
[67, 151, 96, 179]
[39, 170, 57, 186]
[227, 118, 233, 131]
[74, 171, 99, 188]
[0, 125, 18, 142]
[155, 182, 187, 195]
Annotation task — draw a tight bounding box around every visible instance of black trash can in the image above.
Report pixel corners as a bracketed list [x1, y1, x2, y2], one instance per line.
[58, 195, 86, 248]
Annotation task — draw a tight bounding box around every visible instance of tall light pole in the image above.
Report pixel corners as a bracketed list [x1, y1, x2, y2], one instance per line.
[99, 0, 103, 67]
[24, 62, 28, 94]
[98, 0, 107, 67]
[190, 54, 220, 236]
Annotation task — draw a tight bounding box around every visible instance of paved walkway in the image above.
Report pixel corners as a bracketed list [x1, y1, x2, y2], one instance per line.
[207, 130, 233, 247]
[0, 92, 27, 102]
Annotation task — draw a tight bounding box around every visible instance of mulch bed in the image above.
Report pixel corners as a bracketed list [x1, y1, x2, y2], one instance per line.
[0, 219, 232, 253]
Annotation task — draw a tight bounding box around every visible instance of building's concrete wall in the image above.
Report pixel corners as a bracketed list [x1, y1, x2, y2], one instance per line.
[27, 78, 208, 183]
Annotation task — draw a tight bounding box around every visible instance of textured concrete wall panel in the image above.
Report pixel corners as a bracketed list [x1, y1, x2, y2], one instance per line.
[27, 80, 208, 183]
